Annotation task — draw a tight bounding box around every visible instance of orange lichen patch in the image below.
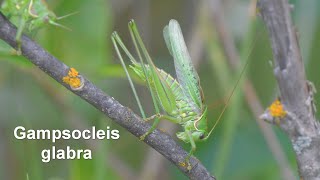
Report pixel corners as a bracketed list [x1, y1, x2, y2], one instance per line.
[63, 68, 82, 89]
[269, 99, 286, 118]
[62, 76, 70, 84]
[68, 67, 79, 77]
[69, 77, 81, 88]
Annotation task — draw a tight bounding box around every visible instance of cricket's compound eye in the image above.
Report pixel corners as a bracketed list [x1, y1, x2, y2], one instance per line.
[199, 133, 205, 140]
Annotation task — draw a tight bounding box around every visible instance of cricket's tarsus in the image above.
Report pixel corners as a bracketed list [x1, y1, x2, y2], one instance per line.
[112, 19, 248, 167]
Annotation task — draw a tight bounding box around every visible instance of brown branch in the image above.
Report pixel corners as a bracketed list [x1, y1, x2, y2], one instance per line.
[209, 0, 296, 179]
[258, 0, 320, 179]
[0, 13, 214, 180]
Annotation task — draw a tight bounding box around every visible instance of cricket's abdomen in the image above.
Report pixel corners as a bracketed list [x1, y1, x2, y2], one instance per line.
[131, 63, 201, 122]
[173, 99, 198, 123]
[131, 63, 185, 100]
[157, 69, 201, 123]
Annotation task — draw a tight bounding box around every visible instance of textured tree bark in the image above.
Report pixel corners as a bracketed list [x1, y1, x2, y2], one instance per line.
[258, 0, 320, 179]
[0, 13, 214, 180]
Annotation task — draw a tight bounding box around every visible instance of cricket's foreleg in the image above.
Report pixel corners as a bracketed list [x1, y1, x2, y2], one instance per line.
[140, 114, 180, 140]
[185, 130, 196, 171]
[15, 18, 26, 55]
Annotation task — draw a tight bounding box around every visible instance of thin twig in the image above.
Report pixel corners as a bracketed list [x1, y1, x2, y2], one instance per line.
[258, 0, 320, 179]
[209, 0, 296, 179]
[0, 13, 214, 180]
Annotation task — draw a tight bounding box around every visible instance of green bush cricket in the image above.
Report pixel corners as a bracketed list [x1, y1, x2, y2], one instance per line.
[1, 0, 75, 54]
[112, 19, 248, 168]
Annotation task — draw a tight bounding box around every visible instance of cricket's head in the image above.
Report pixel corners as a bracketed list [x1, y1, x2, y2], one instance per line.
[45, 11, 57, 22]
[177, 129, 207, 144]
[47, 12, 79, 31]
[192, 130, 207, 142]
[193, 106, 208, 142]
[176, 129, 207, 143]
[30, 11, 77, 31]
[28, 11, 73, 31]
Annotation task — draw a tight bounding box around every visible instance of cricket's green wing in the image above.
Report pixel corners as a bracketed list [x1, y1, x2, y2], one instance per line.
[163, 19, 203, 110]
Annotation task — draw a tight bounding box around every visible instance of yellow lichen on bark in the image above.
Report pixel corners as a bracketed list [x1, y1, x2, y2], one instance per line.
[269, 99, 286, 118]
[63, 68, 82, 89]
[179, 162, 187, 167]
[68, 67, 79, 77]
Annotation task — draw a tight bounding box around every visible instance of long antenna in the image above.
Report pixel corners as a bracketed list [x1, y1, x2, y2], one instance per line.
[56, 11, 79, 20]
[205, 30, 261, 139]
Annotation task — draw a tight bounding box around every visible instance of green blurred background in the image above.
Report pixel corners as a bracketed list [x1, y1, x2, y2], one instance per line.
[0, 0, 319, 179]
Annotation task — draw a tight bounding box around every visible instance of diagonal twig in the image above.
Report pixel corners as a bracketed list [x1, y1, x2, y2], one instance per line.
[0, 13, 214, 180]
